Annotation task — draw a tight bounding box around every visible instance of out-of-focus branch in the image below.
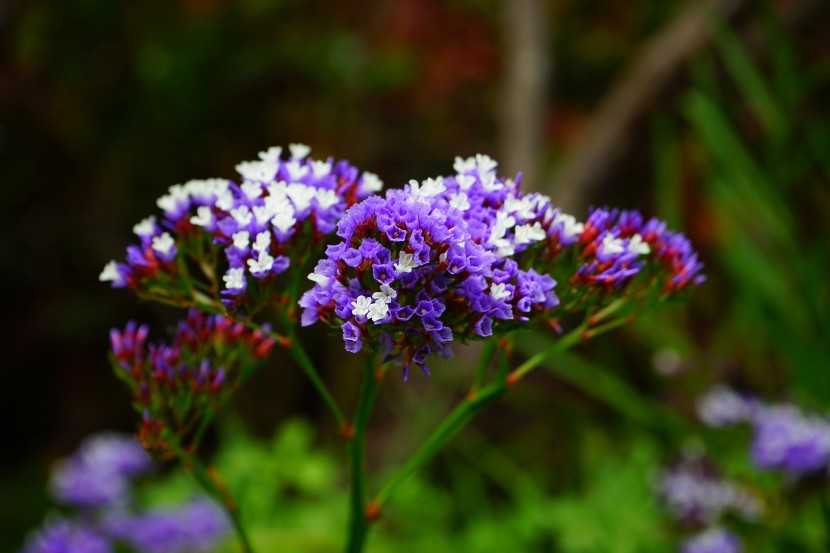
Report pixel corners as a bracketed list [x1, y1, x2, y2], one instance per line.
[500, 0, 550, 189]
[551, 0, 748, 213]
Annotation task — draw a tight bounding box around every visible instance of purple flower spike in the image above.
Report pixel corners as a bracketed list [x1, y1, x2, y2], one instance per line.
[751, 406, 830, 475]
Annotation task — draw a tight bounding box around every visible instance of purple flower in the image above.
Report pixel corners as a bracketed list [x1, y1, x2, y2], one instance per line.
[299, 186, 559, 377]
[697, 387, 759, 428]
[20, 518, 112, 553]
[680, 528, 742, 553]
[655, 461, 761, 525]
[50, 434, 153, 509]
[105, 499, 230, 553]
[101, 145, 382, 308]
[751, 406, 830, 475]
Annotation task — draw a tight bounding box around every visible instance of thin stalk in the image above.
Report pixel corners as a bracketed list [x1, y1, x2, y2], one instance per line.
[373, 322, 596, 510]
[471, 341, 497, 392]
[345, 355, 380, 553]
[283, 323, 348, 433]
[172, 442, 254, 553]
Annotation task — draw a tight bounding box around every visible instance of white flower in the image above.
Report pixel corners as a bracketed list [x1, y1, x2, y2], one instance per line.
[475, 153, 498, 175]
[223, 268, 246, 290]
[230, 206, 253, 227]
[247, 251, 275, 275]
[410, 177, 445, 198]
[236, 160, 278, 182]
[99, 260, 121, 283]
[315, 189, 339, 210]
[240, 180, 263, 200]
[189, 206, 213, 227]
[258, 146, 283, 163]
[133, 216, 157, 237]
[286, 183, 316, 212]
[367, 299, 390, 322]
[289, 143, 311, 159]
[253, 231, 271, 253]
[491, 238, 515, 258]
[513, 222, 546, 245]
[156, 193, 179, 213]
[503, 195, 538, 220]
[361, 172, 383, 192]
[627, 233, 651, 255]
[455, 174, 476, 190]
[308, 271, 329, 286]
[272, 210, 297, 233]
[490, 282, 512, 301]
[553, 212, 584, 240]
[215, 190, 234, 211]
[449, 192, 470, 211]
[351, 295, 372, 317]
[253, 204, 275, 226]
[394, 251, 419, 274]
[453, 155, 476, 174]
[285, 160, 309, 181]
[599, 234, 625, 257]
[151, 233, 175, 256]
[372, 284, 397, 304]
[232, 231, 250, 250]
[480, 172, 503, 192]
[311, 160, 331, 179]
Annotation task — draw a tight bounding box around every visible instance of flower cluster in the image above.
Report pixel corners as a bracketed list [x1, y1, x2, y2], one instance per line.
[697, 387, 830, 477]
[110, 310, 275, 456]
[50, 434, 153, 509]
[655, 460, 761, 525]
[299, 154, 704, 375]
[20, 433, 229, 553]
[299, 181, 558, 377]
[100, 145, 382, 311]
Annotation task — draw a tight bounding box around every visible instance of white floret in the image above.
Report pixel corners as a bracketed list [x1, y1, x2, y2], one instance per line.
[599, 234, 625, 257]
[272, 210, 297, 233]
[289, 143, 311, 160]
[230, 206, 253, 227]
[449, 192, 470, 211]
[394, 251, 419, 274]
[307, 271, 329, 286]
[223, 268, 246, 290]
[475, 153, 498, 175]
[351, 295, 372, 317]
[285, 160, 309, 181]
[513, 222, 546, 246]
[286, 183, 316, 211]
[258, 146, 283, 163]
[553, 212, 585, 240]
[240, 180, 263, 200]
[247, 251, 275, 275]
[627, 234, 651, 255]
[133, 216, 157, 237]
[315, 189, 339, 210]
[453, 155, 477, 174]
[455, 174, 476, 190]
[311, 160, 332, 179]
[361, 172, 384, 192]
[253, 231, 271, 253]
[232, 231, 250, 250]
[189, 206, 213, 227]
[372, 284, 398, 304]
[151, 233, 175, 256]
[99, 261, 120, 282]
[367, 299, 390, 322]
[490, 282, 512, 301]
[236, 160, 278, 182]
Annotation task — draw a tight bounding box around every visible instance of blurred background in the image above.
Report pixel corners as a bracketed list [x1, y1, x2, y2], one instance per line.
[2, 0, 830, 551]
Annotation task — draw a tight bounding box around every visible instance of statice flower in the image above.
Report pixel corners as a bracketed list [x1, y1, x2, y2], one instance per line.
[20, 519, 112, 553]
[103, 499, 229, 553]
[110, 309, 276, 455]
[99, 145, 382, 311]
[697, 386, 759, 427]
[299, 186, 558, 377]
[655, 461, 761, 525]
[680, 527, 742, 553]
[750, 405, 830, 475]
[50, 434, 153, 509]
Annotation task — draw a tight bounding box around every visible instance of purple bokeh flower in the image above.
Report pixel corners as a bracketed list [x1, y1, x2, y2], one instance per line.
[20, 518, 112, 553]
[697, 386, 759, 428]
[751, 406, 830, 475]
[49, 434, 152, 509]
[680, 527, 742, 553]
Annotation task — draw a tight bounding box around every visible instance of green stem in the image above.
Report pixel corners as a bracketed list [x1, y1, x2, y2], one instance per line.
[471, 341, 497, 392]
[373, 322, 598, 509]
[172, 442, 255, 553]
[282, 323, 348, 432]
[345, 355, 380, 553]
